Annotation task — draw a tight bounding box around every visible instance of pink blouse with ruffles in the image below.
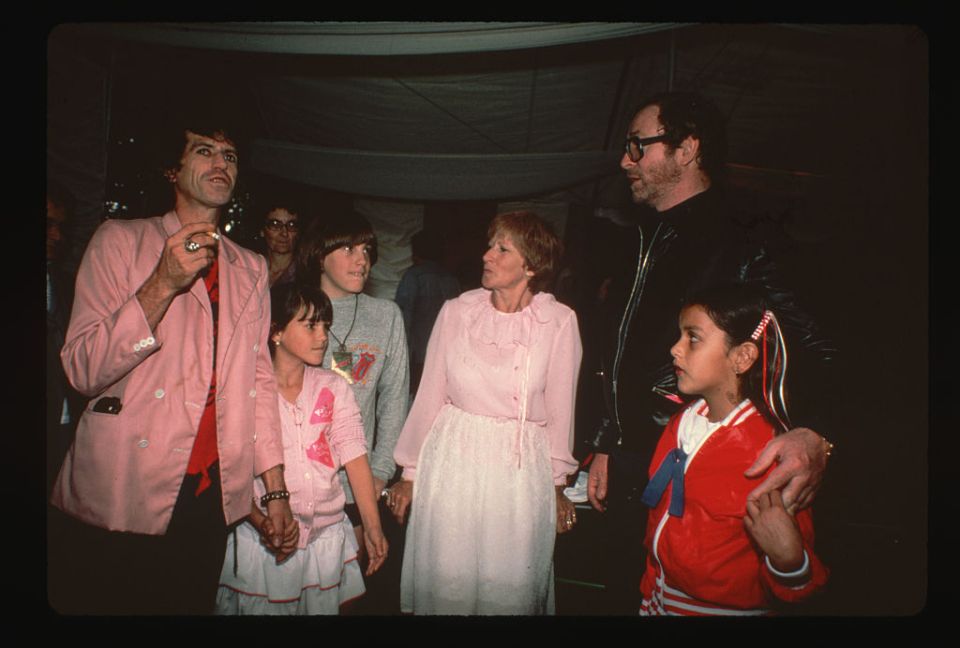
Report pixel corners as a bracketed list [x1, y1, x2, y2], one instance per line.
[394, 288, 582, 485]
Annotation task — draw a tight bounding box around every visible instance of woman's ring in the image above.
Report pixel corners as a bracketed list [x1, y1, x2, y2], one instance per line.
[184, 239, 201, 253]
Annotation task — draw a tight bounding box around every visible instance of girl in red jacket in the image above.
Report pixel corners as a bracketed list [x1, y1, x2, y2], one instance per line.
[639, 283, 828, 616]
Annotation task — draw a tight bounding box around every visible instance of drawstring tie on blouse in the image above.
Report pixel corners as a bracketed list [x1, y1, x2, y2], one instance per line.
[514, 348, 532, 469]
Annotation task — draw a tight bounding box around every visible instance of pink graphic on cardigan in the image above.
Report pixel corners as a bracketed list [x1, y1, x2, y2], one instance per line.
[306, 387, 335, 468]
[309, 388, 334, 424]
[306, 431, 334, 468]
[353, 352, 376, 382]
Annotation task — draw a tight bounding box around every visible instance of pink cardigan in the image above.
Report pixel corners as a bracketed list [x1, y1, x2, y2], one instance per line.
[394, 288, 581, 485]
[267, 368, 367, 548]
[53, 211, 283, 535]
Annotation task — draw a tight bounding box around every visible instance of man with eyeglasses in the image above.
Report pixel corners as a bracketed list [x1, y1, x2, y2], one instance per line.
[49, 118, 297, 614]
[584, 92, 835, 613]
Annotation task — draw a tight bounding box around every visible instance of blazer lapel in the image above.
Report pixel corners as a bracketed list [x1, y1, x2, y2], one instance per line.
[216, 236, 258, 374]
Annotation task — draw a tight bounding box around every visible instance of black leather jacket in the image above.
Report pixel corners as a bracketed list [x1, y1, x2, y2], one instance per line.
[590, 189, 835, 467]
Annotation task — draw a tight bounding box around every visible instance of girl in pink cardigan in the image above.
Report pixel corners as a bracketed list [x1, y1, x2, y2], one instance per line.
[216, 283, 388, 615]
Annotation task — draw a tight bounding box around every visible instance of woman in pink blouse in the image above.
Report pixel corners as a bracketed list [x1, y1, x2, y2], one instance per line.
[389, 211, 583, 615]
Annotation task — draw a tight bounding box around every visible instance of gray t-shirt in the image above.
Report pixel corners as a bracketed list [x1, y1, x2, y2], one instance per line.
[324, 293, 409, 502]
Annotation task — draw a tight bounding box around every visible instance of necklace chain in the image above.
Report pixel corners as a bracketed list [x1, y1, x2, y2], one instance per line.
[328, 294, 359, 352]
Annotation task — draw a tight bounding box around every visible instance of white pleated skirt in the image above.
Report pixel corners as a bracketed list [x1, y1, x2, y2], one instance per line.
[400, 404, 556, 615]
[215, 517, 365, 615]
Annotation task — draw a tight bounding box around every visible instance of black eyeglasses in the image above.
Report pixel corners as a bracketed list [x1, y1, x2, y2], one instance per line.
[264, 219, 298, 232]
[624, 134, 669, 162]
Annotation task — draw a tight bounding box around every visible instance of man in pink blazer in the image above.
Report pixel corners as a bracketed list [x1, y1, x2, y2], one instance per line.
[49, 120, 297, 614]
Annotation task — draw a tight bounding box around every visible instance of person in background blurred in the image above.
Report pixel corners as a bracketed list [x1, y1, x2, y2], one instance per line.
[46, 181, 84, 496]
[260, 198, 300, 287]
[395, 228, 461, 394]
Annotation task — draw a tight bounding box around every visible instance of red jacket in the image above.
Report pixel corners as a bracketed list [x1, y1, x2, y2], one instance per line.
[640, 400, 828, 615]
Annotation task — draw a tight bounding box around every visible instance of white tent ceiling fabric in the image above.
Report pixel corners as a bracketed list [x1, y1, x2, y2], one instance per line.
[81, 22, 664, 201]
[254, 63, 623, 154]
[96, 22, 678, 55]
[49, 22, 924, 262]
[58, 23, 914, 204]
[253, 140, 620, 202]
[248, 58, 630, 200]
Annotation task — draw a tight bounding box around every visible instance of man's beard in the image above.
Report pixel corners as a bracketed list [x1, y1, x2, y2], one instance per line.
[630, 157, 682, 210]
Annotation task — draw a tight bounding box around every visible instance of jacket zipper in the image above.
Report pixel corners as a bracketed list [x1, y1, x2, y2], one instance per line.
[611, 222, 665, 441]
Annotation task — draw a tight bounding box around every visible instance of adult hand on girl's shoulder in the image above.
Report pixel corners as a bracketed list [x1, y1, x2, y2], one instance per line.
[363, 526, 389, 576]
[555, 486, 577, 534]
[387, 480, 414, 525]
[745, 427, 829, 512]
[744, 490, 804, 573]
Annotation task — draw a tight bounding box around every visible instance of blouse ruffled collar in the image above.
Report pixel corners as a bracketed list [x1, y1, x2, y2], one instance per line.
[460, 288, 558, 349]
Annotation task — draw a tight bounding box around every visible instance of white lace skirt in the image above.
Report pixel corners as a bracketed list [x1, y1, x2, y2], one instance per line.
[215, 517, 365, 615]
[400, 404, 556, 615]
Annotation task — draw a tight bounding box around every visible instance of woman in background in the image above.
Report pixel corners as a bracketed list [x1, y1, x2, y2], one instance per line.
[261, 201, 300, 287]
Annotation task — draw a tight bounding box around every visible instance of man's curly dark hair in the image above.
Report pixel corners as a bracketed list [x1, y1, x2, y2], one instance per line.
[635, 92, 728, 183]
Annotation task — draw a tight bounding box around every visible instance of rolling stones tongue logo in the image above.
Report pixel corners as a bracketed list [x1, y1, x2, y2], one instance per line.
[332, 350, 378, 385]
[306, 387, 335, 468]
[352, 352, 376, 382]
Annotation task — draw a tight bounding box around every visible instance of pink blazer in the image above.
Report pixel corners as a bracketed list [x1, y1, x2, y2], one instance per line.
[52, 211, 283, 535]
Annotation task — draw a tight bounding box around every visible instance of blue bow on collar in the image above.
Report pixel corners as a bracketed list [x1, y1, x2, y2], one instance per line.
[641, 447, 687, 517]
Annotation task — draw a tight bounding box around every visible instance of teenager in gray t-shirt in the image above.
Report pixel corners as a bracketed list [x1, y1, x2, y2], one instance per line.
[297, 213, 410, 553]
[325, 293, 408, 499]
